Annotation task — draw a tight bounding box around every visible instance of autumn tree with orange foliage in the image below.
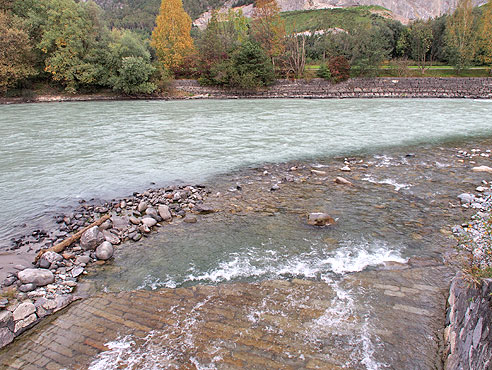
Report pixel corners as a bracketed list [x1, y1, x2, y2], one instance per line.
[151, 0, 194, 74]
[251, 0, 285, 68]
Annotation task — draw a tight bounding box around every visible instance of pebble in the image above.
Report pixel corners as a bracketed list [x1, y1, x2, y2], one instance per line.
[340, 166, 351, 172]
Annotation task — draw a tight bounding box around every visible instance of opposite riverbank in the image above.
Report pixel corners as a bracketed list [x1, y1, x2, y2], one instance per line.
[1, 77, 492, 104]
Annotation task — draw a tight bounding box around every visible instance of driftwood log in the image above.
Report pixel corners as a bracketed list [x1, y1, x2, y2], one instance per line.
[35, 214, 111, 262]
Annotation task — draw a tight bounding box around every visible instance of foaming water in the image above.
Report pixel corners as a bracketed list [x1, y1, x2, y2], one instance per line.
[1, 98, 492, 245]
[132, 239, 406, 291]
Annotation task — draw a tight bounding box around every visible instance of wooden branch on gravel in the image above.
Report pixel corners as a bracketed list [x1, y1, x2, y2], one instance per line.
[35, 214, 111, 262]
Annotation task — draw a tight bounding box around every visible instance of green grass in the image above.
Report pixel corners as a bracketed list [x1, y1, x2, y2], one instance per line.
[305, 64, 490, 77]
[281, 6, 392, 33]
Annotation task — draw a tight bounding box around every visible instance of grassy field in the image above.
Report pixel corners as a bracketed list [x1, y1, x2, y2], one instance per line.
[305, 64, 491, 78]
[281, 6, 392, 33]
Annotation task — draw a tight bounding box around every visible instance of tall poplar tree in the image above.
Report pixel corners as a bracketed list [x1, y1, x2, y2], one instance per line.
[151, 0, 194, 73]
[446, 0, 477, 71]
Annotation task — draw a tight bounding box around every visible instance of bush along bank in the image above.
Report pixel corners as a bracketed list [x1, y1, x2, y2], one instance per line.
[0, 184, 215, 348]
[445, 160, 492, 369]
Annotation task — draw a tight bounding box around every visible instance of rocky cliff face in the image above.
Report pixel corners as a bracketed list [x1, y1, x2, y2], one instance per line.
[277, 0, 486, 21]
[194, 0, 486, 28]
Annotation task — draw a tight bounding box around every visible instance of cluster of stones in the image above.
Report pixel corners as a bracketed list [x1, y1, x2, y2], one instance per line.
[172, 78, 492, 100]
[0, 184, 212, 348]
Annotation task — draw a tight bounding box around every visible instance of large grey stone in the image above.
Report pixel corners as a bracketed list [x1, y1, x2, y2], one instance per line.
[142, 217, 157, 228]
[80, 226, 105, 250]
[17, 269, 54, 287]
[0, 311, 13, 330]
[102, 230, 121, 245]
[145, 207, 159, 220]
[158, 205, 172, 221]
[12, 302, 36, 321]
[39, 251, 63, 269]
[137, 201, 148, 213]
[96, 242, 114, 260]
[111, 216, 129, 231]
[0, 328, 14, 348]
[14, 313, 37, 334]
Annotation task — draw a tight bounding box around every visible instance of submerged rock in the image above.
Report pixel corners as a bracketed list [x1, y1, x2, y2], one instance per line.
[183, 215, 198, 223]
[194, 204, 215, 214]
[307, 213, 335, 227]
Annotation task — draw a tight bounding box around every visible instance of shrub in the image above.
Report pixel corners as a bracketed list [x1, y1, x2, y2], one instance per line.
[110, 56, 156, 95]
[316, 63, 331, 79]
[328, 56, 350, 83]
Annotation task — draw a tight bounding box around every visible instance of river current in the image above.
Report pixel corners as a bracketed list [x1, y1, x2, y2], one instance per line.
[1, 98, 492, 247]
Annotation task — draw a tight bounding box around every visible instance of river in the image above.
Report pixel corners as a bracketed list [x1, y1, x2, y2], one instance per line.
[1, 99, 492, 369]
[1, 98, 492, 248]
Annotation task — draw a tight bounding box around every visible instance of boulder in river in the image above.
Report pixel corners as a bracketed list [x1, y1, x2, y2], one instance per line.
[80, 226, 105, 250]
[307, 213, 335, 227]
[194, 204, 215, 214]
[17, 269, 54, 287]
[96, 242, 114, 261]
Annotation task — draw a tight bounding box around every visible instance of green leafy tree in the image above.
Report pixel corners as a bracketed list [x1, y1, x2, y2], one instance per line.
[0, 10, 35, 93]
[407, 20, 433, 73]
[38, 0, 110, 92]
[230, 40, 275, 88]
[151, 0, 194, 73]
[446, 0, 477, 72]
[110, 56, 156, 94]
[350, 26, 390, 76]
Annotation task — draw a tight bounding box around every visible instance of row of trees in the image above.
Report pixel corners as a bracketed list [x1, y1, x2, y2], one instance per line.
[396, 0, 492, 73]
[0, 0, 157, 94]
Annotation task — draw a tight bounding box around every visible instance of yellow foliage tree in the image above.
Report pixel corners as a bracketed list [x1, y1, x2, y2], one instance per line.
[251, 0, 286, 67]
[479, 0, 492, 70]
[151, 0, 194, 73]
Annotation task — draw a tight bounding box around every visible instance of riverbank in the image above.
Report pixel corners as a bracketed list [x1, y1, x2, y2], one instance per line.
[1, 77, 491, 104]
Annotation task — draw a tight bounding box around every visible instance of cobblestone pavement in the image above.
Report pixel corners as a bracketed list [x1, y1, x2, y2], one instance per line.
[0, 265, 452, 370]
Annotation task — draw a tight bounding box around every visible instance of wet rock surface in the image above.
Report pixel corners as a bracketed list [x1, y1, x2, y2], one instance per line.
[0, 265, 453, 370]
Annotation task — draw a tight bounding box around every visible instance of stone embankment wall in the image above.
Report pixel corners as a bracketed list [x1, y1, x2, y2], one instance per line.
[444, 275, 492, 369]
[172, 78, 492, 99]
